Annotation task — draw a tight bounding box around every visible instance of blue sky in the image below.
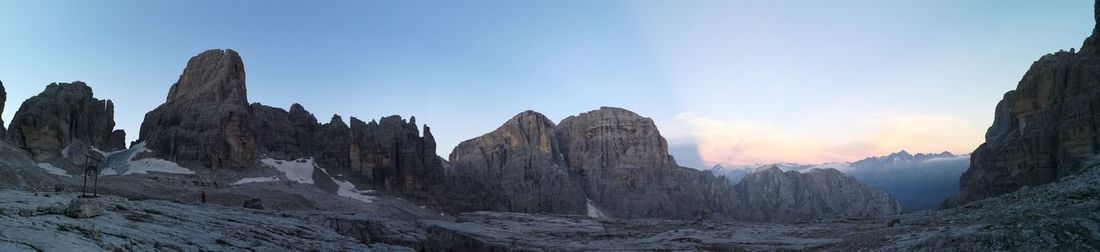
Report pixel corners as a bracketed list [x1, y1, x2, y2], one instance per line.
[0, 0, 1092, 168]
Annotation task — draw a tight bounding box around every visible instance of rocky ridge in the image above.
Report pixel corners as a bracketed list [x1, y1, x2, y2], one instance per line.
[731, 166, 902, 222]
[448, 108, 899, 222]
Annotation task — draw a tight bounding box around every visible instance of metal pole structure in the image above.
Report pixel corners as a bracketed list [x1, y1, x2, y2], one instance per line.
[93, 167, 99, 197]
[82, 169, 88, 197]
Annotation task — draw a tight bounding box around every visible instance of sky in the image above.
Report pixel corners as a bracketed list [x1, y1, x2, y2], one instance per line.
[0, 0, 1093, 168]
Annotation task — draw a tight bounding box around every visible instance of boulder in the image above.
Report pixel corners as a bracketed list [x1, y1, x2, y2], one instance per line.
[65, 197, 105, 218]
[243, 198, 264, 210]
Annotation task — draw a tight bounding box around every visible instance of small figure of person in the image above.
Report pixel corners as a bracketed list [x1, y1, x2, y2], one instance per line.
[201, 191, 207, 203]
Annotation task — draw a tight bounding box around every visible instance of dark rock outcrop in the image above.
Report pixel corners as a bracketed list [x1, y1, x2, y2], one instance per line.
[950, 3, 1100, 207]
[732, 166, 902, 222]
[0, 80, 6, 135]
[5, 82, 117, 163]
[555, 107, 734, 219]
[249, 103, 317, 160]
[315, 115, 351, 172]
[341, 116, 444, 201]
[105, 130, 127, 152]
[446, 111, 586, 214]
[138, 49, 258, 170]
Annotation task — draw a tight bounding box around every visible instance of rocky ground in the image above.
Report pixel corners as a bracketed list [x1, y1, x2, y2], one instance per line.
[0, 163, 1096, 251]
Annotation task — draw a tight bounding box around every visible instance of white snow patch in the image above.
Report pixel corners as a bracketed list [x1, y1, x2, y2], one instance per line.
[124, 158, 195, 175]
[101, 142, 195, 176]
[586, 199, 607, 218]
[335, 179, 375, 204]
[36, 163, 72, 177]
[61, 145, 72, 159]
[261, 157, 315, 184]
[232, 176, 280, 185]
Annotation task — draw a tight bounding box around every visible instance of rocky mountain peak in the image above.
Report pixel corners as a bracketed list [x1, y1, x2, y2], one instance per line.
[139, 49, 257, 170]
[166, 49, 247, 105]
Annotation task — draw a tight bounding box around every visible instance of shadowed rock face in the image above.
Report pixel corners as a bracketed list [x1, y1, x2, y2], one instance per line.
[733, 166, 902, 222]
[446, 111, 586, 214]
[137, 49, 445, 206]
[0, 80, 6, 135]
[249, 103, 318, 160]
[6, 82, 117, 162]
[949, 1, 1100, 207]
[139, 49, 258, 170]
[343, 116, 444, 200]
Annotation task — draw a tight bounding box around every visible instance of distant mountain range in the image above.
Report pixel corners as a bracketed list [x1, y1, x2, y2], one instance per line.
[709, 150, 969, 211]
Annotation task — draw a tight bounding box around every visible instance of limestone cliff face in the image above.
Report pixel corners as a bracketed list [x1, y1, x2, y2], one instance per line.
[555, 107, 733, 219]
[732, 166, 902, 222]
[139, 49, 258, 170]
[446, 111, 586, 214]
[343, 116, 444, 200]
[949, 2, 1100, 207]
[249, 103, 318, 160]
[6, 82, 117, 163]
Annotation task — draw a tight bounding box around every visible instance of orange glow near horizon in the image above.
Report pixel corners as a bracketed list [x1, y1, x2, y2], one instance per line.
[670, 112, 984, 166]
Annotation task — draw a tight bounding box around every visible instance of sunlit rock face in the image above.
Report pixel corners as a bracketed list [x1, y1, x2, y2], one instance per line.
[446, 111, 587, 214]
[139, 49, 258, 170]
[949, 2, 1100, 207]
[732, 166, 902, 222]
[6, 82, 117, 162]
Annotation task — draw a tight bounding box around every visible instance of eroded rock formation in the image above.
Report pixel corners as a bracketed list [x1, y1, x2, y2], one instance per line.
[949, 2, 1100, 207]
[5, 82, 117, 163]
